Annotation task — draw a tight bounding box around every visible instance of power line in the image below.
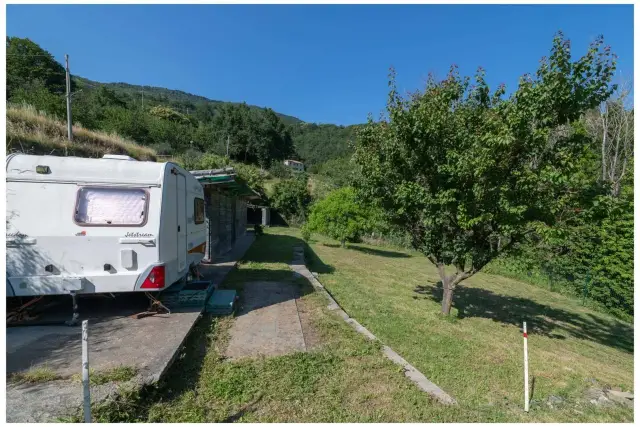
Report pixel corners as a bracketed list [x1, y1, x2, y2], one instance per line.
[6, 54, 58, 57]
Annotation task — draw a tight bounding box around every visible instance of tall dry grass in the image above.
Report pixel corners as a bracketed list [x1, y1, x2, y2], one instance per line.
[6, 103, 157, 161]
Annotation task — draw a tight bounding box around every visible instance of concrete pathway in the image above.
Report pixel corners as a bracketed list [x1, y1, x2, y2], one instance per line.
[225, 281, 306, 359]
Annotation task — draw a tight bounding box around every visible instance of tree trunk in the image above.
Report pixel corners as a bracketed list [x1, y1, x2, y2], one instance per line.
[341, 240, 346, 248]
[436, 263, 454, 315]
[441, 283, 454, 315]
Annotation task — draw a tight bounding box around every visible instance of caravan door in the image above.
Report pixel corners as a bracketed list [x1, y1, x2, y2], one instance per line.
[177, 173, 187, 273]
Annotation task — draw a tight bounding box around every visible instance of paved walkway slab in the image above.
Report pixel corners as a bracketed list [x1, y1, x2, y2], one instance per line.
[225, 281, 306, 359]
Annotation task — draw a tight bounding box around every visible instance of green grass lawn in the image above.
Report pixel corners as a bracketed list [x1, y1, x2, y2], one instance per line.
[79, 227, 633, 422]
[288, 227, 634, 422]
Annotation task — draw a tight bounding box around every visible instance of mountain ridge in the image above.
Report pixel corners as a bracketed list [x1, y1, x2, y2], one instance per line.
[73, 76, 305, 126]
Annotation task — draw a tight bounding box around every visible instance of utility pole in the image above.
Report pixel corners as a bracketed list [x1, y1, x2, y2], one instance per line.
[65, 54, 73, 142]
[141, 90, 144, 110]
[226, 135, 230, 158]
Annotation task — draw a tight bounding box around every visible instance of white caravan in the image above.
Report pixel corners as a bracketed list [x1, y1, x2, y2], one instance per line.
[6, 154, 206, 298]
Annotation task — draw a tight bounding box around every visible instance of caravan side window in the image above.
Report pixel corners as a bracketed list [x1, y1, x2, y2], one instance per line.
[194, 198, 205, 224]
[74, 187, 149, 226]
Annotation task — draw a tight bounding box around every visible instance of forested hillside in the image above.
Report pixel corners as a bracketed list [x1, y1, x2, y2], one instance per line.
[6, 36, 357, 170]
[73, 77, 303, 126]
[289, 122, 360, 168]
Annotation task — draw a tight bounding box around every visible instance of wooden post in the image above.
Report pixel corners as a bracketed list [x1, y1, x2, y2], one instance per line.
[523, 321, 529, 412]
[82, 320, 92, 423]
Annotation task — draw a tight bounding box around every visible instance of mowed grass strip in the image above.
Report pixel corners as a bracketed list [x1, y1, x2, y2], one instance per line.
[271, 226, 633, 422]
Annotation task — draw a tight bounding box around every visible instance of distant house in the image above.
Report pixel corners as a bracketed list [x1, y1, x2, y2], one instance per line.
[284, 159, 304, 172]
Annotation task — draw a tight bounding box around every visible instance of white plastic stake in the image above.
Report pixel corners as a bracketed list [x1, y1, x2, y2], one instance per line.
[523, 321, 529, 412]
[82, 320, 92, 423]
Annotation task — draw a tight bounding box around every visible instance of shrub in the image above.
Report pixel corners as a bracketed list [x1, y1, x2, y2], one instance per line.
[270, 176, 312, 225]
[150, 142, 174, 155]
[9, 79, 66, 120]
[301, 225, 311, 242]
[269, 162, 292, 179]
[305, 187, 371, 247]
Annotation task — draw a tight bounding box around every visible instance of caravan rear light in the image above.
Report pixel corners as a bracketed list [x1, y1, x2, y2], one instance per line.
[141, 265, 165, 289]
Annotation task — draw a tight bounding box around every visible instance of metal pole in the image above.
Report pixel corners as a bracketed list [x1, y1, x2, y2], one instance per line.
[65, 54, 73, 142]
[523, 321, 529, 412]
[82, 320, 92, 423]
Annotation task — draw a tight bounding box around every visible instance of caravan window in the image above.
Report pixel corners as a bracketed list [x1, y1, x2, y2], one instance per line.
[194, 198, 205, 224]
[74, 187, 149, 226]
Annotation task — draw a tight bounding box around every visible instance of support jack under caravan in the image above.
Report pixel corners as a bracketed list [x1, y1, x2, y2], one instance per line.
[65, 291, 80, 326]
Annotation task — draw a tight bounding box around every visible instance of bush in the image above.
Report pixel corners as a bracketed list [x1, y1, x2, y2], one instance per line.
[270, 176, 312, 225]
[150, 142, 173, 155]
[184, 148, 203, 159]
[148, 105, 192, 125]
[9, 80, 65, 120]
[305, 187, 371, 247]
[484, 187, 634, 320]
[301, 225, 311, 242]
[314, 155, 356, 188]
[269, 162, 292, 179]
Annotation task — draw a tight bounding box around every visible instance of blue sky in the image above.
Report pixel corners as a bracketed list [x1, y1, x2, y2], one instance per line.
[7, 4, 634, 125]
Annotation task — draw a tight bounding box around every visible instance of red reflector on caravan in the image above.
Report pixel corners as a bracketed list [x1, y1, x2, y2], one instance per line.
[141, 265, 166, 289]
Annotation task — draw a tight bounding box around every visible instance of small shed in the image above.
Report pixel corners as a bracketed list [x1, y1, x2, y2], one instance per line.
[191, 167, 261, 263]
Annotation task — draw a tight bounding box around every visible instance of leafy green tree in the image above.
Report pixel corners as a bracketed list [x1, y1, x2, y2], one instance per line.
[100, 106, 151, 144]
[72, 86, 128, 129]
[93, 86, 127, 109]
[270, 176, 312, 225]
[7, 37, 69, 98]
[147, 117, 193, 151]
[269, 161, 293, 179]
[211, 103, 296, 168]
[290, 122, 360, 167]
[260, 108, 295, 164]
[353, 33, 617, 315]
[9, 79, 66, 119]
[149, 105, 193, 126]
[194, 102, 218, 123]
[304, 187, 371, 247]
[315, 155, 357, 188]
[530, 173, 632, 318]
[213, 103, 255, 162]
[192, 122, 223, 154]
